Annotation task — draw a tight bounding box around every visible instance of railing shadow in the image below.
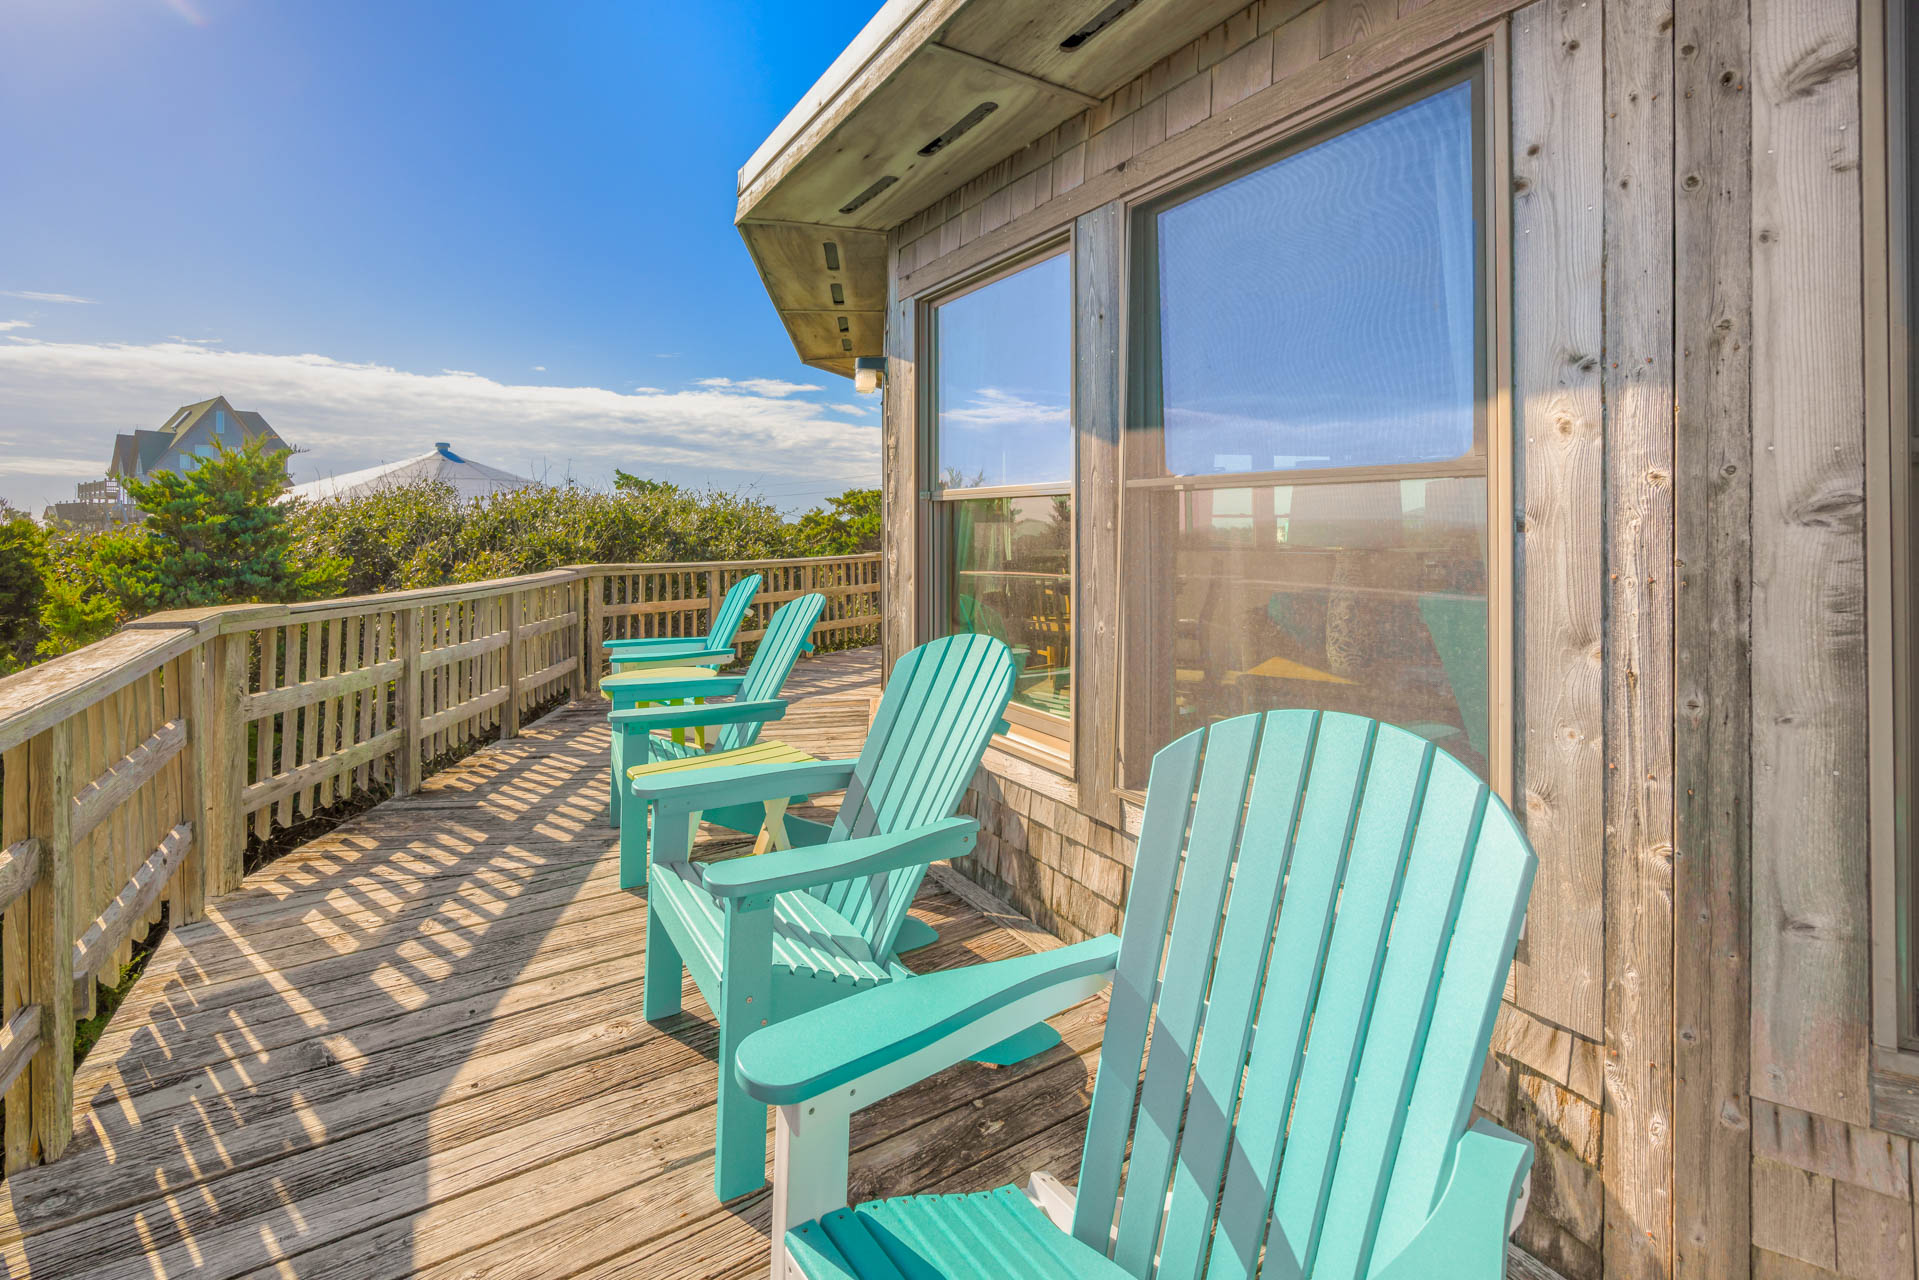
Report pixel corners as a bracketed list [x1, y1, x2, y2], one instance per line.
[1, 700, 635, 1277]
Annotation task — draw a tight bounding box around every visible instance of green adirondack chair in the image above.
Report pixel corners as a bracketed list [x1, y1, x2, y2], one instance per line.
[604, 591, 825, 829]
[736, 708, 1538, 1280]
[602, 571, 762, 674]
[629, 633, 1056, 1203]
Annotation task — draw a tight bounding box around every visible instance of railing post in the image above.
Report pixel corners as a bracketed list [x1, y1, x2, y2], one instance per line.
[397, 607, 422, 796]
[567, 577, 584, 703]
[207, 633, 248, 897]
[707, 569, 723, 637]
[178, 641, 210, 923]
[585, 573, 605, 697]
[503, 589, 522, 739]
[26, 721, 74, 1164]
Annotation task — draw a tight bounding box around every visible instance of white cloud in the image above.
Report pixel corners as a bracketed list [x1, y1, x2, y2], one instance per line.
[825, 402, 876, 417]
[531, 365, 546, 372]
[167, 335, 222, 345]
[0, 321, 30, 333]
[941, 387, 1069, 430]
[0, 454, 106, 477]
[632, 385, 664, 393]
[1, 290, 97, 305]
[694, 376, 822, 397]
[0, 337, 878, 515]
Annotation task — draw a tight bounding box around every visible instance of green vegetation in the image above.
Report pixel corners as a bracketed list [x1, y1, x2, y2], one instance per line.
[1, 445, 882, 668]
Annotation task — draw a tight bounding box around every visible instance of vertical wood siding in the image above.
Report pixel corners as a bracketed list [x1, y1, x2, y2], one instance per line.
[1672, 0, 1756, 1271]
[1749, 0, 1871, 1125]
[1510, 0, 1606, 1043]
[881, 253, 919, 673]
[1601, 0, 1679, 1275]
[1072, 201, 1125, 827]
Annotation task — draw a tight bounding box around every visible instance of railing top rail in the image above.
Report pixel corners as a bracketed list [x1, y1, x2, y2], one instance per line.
[564, 554, 878, 574]
[0, 555, 878, 753]
[0, 625, 201, 758]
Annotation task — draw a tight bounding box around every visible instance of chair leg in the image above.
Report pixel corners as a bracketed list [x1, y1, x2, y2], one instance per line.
[751, 797, 792, 856]
[608, 729, 624, 829]
[619, 797, 648, 890]
[715, 904, 774, 1202]
[643, 896, 682, 1022]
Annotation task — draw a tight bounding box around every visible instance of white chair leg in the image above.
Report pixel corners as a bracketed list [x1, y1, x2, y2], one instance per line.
[1509, 1166, 1533, 1236]
[771, 1099, 852, 1280]
[1023, 1170, 1077, 1231]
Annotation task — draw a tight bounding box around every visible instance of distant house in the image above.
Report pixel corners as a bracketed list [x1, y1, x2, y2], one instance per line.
[284, 442, 536, 505]
[43, 397, 289, 530]
[108, 396, 288, 481]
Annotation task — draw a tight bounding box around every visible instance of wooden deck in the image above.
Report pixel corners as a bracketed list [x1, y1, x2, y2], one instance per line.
[0, 648, 1109, 1279]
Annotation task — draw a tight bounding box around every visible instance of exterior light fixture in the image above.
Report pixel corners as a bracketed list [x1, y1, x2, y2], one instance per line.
[854, 356, 887, 395]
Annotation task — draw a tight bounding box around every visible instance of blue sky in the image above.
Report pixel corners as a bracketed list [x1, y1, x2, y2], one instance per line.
[0, 0, 885, 515]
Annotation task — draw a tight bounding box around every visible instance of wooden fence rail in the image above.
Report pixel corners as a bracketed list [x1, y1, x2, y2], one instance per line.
[0, 553, 878, 1173]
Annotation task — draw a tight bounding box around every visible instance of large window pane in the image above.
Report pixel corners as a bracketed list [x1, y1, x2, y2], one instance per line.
[934, 253, 1072, 489]
[1166, 478, 1487, 774]
[1154, 82, 1478, 475]
[948, 495, 1072, 720]
[1129, 74, 1490, 782]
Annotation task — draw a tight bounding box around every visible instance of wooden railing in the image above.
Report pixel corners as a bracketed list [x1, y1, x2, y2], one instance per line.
[578, 553, 882, 688]
[0, 553, 878, 1172]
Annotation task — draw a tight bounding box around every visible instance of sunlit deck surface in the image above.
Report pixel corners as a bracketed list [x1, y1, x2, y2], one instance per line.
[0, 647, 1107, 1279]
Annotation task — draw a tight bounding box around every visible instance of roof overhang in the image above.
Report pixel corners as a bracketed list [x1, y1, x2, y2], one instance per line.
[737, 0, 1253, 377]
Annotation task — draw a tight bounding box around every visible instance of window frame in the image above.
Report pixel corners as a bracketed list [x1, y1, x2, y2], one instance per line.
[1114, 50, 1514, 797]
[1869, 0, 1918, 1062]
[919, 237, 1078, 757]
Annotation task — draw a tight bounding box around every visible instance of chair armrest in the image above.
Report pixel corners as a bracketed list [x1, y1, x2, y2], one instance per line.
[610, 646, 735, 667]
[626, 756, 857, 807]
[737, 935, 1119, 1107]
[1368, 1120, 1533, 1280]
[701, 817, 977, 901]
[608, 699, 788, 733]
[603, 635, 720, 653]
[604, 673, 744, 702]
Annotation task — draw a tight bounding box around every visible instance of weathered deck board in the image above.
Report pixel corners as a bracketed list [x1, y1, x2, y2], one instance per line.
[0, 648, 1113, 1279]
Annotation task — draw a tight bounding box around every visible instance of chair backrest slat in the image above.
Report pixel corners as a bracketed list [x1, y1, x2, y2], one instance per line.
[1069, 710, 1535, 1280]
[706, 573, 763, 650]
[1152, 713, 1319, 1280]
[1369, 796, 1534, 1270]
[717, 593, 824, 752]
[1071, 729, 1204, 1250]
[810, 634, 1016, 958]
[1309, 758, 1486, 1280]
[1112, 716, 1264, 1274]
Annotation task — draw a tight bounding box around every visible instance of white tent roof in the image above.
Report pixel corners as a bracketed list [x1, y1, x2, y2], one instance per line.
[285, 442, 536, 504]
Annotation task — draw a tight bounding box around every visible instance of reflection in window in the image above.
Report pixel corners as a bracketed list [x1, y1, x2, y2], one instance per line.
[1129, 74, 1490, 781]
[932, 249, 1074, 734]
[1154, 82, 1478, 476]
[948, 496, 1073, 720]
[1164, 479, 1486, 774]
[934, 253, 1072, 489]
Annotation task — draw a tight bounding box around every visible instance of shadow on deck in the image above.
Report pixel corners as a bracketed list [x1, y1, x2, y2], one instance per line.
[0, 647, 1107, 1279]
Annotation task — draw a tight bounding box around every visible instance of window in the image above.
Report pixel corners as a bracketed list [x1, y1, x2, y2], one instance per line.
[1124, 72, 1493, 784]
[214, 410, 228, 435]
[929, 250, 1073, 738]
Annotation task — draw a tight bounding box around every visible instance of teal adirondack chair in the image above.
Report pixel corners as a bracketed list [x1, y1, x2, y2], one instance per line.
[602, 572, 762, 674]
[629, 633, 1055, 1203]
[736, 709, 1538, 1280]
[604, 591, 825, 829]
